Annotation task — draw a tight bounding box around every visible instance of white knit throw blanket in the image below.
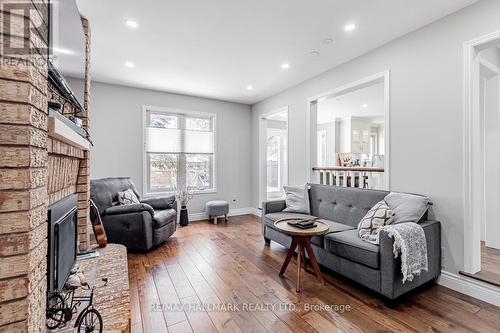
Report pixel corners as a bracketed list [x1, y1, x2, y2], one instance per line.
[383, 222, 428, 283]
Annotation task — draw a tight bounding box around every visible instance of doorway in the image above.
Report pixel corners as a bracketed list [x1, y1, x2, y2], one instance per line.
[463, 31, 500, 285]
[259, 107, 289, 203]
[306, 71, 390, 190]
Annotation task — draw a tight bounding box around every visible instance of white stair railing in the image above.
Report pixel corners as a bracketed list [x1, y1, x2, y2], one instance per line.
[313, 167, 385, 190]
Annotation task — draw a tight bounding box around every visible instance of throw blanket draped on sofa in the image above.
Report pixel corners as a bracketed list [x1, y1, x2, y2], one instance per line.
[383, 223, 428, 283]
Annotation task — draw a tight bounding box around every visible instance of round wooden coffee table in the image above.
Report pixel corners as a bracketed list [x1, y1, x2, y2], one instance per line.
[274, 218, 330, 292]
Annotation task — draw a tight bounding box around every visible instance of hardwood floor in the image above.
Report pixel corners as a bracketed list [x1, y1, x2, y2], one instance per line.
[128, 215, 500, 333]
[466, 242, 500, 287]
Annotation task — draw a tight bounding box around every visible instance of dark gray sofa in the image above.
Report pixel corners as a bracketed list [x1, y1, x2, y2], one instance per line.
[90, 177, 177, 251]
[262, 184, 441, 301]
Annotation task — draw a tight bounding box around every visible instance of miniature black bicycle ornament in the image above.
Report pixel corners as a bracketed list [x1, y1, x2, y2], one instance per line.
[46, 278, 108, 332]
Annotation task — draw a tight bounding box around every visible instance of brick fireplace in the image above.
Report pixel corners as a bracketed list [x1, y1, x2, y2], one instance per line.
[0, 4, 92, 331]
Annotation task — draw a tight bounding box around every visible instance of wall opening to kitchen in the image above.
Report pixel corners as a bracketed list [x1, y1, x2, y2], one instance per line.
[308, 72, 390, 190]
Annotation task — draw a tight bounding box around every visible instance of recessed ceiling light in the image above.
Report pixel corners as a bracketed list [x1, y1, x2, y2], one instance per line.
[309, 51, 320, 57]
[125, 19, 138, 29]
[362, 103, 368, 108]
[281, 63, 290, 70]
[344, 23, 356, 32]
[323, 38, 334, 45]
[125, 61, 135, 68]
[246, 85, 254, 91]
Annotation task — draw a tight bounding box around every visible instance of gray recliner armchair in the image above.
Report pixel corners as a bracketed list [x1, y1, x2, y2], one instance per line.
[90, 177, 177, 251]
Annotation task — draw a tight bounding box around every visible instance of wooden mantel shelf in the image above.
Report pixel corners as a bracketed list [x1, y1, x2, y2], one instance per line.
[48, 115, 91, 151]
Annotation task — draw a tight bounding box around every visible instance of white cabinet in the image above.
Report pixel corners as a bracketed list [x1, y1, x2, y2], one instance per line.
[350, 118, 371, 154]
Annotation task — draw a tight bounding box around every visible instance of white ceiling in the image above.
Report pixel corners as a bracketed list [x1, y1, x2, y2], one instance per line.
[317, 82, 384, 124]
[75, 0, 478, 105]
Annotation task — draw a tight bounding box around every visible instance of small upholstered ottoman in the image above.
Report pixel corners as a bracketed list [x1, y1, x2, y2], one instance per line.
[206, 200, 229, 224]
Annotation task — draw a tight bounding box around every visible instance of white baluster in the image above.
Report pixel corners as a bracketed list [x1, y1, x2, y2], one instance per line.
[343, 171, 348, 187]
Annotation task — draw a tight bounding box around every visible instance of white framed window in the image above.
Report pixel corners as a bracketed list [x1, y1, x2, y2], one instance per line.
[143, 106, 216, 195]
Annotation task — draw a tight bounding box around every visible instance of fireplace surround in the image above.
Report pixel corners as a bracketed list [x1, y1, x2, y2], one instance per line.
[0, 4, 92, 331]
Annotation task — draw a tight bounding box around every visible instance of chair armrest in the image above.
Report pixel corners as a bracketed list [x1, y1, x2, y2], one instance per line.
[102, 211, 154, 251]
[262, 200, 286, 215]
[140, 196, 176, 210]
[104, 203, 154, 216]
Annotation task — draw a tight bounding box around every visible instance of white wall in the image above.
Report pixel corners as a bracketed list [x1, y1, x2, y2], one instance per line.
[317, 121, 338, 166]
[251, 0, 500, 274]
[69, 80, 252, 214]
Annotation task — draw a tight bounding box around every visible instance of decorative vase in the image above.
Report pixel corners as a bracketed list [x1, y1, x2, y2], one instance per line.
[179, 206, 189, 226]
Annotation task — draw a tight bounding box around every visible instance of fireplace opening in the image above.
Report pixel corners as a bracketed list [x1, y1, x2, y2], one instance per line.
[47, 194, 78, 292]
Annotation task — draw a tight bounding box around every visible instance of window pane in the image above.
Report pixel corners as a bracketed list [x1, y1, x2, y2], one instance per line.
[266, 136, 280, 191]
[184, 130, 214, 154]
[186, 154, 212, 188]
[186, 117, 211, 131]
[149, 154, 177, 191]
[147, 128, 183, 153]
[149, 113, 178, 129]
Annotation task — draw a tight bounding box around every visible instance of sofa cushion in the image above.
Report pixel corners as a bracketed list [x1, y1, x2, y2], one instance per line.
[308, 184, 388, 228]
[283, 185, 310, 214]
[323, 220, 355, 234]
[357, 200, 395, 244]
[118, 188, 140, 205]
[324, 229, 380, 269]
[263, 212, 321, 245]
[264, 212, 354, 247]
[153, 209, 177, 228]
[384, 192, 429, 223]
[263, 212, 316, 225]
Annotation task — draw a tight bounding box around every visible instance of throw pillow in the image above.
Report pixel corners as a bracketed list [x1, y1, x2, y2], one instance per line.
[358, 200, 395, 244]
[283, 185, 310, 214]
[384, 192, 429, 223]
[117, 189, 140, 205]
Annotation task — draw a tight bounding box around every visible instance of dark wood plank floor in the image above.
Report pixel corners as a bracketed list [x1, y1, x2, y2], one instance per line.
[475, 242, 500, 286]
[128, 215, 500, 333]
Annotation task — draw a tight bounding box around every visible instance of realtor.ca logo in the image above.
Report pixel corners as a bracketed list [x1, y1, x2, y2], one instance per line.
[0, 1, 49, 56]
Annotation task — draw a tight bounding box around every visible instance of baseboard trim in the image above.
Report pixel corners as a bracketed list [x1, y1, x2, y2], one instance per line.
[188, 207, 260, 221]
[438, 270, 500, 306]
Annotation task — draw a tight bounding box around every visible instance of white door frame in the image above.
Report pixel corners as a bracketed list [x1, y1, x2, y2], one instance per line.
[463, 30, 500, 274]
[305, 70, 391, 189]
[258, 107, 289, 206]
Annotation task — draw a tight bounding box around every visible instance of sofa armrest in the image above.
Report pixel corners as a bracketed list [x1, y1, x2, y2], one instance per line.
[379, 220, 441, 299]
[104, 203, 154, 216]
[140, 196, 176, 211]
[262, 200, 286, 215]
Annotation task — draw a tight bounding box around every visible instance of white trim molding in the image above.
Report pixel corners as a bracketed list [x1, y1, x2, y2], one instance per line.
[462, 30, 500, 274]
[439, 271, 500, 307]
[188, 207, 260, 221]
[258, 106, 289, 206]
[142, 105, 218, 197]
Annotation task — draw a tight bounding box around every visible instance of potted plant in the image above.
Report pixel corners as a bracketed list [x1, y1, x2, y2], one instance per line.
[176, 185, 194, 226]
